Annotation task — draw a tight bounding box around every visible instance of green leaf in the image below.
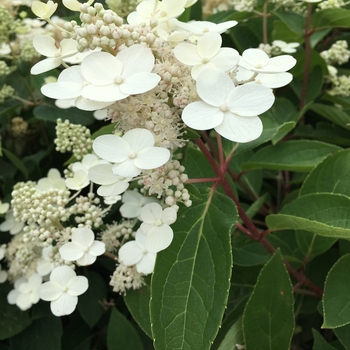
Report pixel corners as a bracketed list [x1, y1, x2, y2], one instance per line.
[217, 318, 244, 350]
[322, 254, 350, 328]
[0, 283, 31, 340]
[311, 8, 350, 30]
[310, 103, 350, 130]
[9, 317, 61, 350]
[77, 270, 107, 328]
[107, 308, 143, 350]
[334, 324, 350, 349]
[150, 185, 237, 350]
[271, 121, 296, 145]
[272, 10, 305, 36]
[124, 279, 152, 338]
[301, 149, 350, 197]
[33, 104, 95, 126]
[272, 20, 303, 43]
[241, 140, 340, 172]
[184, 147, 216, 179]
[266, 193, 350, 239]
[242, 250, 294, 350]
[312, 329, 337, 349]
[91, 123, 116, 139]
[2, 148, 29, 179]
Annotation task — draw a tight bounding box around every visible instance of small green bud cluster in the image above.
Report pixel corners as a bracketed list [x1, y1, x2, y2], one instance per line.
[0, 5, 24, 38]
[0, 84, 14, 103]
[19, 40, 40, 62]
[318, 0, 345, 10]
[0, 61, 11, 76]
[329, 74, 350, 97]
[321, 40, 350, 66]
[106, 0, 142, 18]
[55, 118, 92, 160]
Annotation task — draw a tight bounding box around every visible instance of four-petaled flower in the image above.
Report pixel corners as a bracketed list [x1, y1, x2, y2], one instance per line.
[31, 0, 58, 20]
[140, 202, 177, 252]
[59, 227, 106, 266]
[93, 129, 170, 178]
[39, 265, 88, 316]
[181, 68, 275, 143]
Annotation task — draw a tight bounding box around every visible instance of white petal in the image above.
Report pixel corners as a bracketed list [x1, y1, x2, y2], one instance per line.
[60, 38, 78, 58]
[58, 65, 85, 83]
[146, 225, 173, 253]
[140, 202, 162, 223]
[41, 82, 82, 99]
[72, 227, 94, 247]
[215, 113, 263, 143]
[89, 164, 119, 185]
[197, 32, 221, 60]
[174, 43, 200, 66]
[254, 72, 293, 88]
[32, 35, 57, 57]
[39, 281, 63, 301]
[75, 97, 112, 111]
[134, 147, 170, 170]
[136, 253, 156, 274]
[118, 241, 143, 266]
[82, 83, 129, 102]
[122, 190, 142, 204]
[16, 294, 32, 310]
[50, 293, 77, 316]
[97, 180, 130, 197]
[122, 128, 155, 152]
[93, 135, 129, 163]
[196, 68, 234, 106]
[265, 55, 297, 72]
[76, 254, 96, 266]
[7, 289, 20, 304]
[120, 202, 141, 218]
[112, 159, 141, 178]
[162, 207, 177, 225]
[67, 276, 88, 296]
[242, 48, 269, 68]
[121, 72, 160, 95]
[227, 84, 275, 117]
[210, 48, 239, 71]
[182, 102, 223, 130]
[81, 52, 122, 85]
[59, 242, 84, 261]
[118, 44, 155, 78]
[140, 222, 154, 235]
[88, 241, 105, 256]
[50, 265, 77, 286]
[31, 57, 61, 75]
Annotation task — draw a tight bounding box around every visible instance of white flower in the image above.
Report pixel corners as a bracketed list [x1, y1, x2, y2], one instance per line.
[41, 66, 113, 111]
[127, 0, 186, 26]
[36, 246, 55, 277]
[251, 72, 293, 88]
[118, 230, 156, 274]
[93, 129, 170, 178]
[31, 35, 77, 75]
[182, 68, 275, 143]
[0, 210, 24, 235]
[103, 195, 121, 205]
[80, 45, 160, 103]
[0, 200, 9, 215]
[8, 274, 42, 311]
[88, 164, 131, 197]
[272, 40, 299, 54]
[31, 1, 58, 20]
[140, 203, 177, 252]
[59, 227, 105, 266]
[174, 19, 237, 36]
[120, 190, 158, 219]
[174, 32, 239, 79]
[63, 0, 94, 11]
[239, 48, 296, 73]
[39, 265, 88, 317]
[37, 168, 67, 191]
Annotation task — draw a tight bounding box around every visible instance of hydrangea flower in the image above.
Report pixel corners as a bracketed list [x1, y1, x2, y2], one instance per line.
[59, 227, 105, 266]
[31, 0, 58, 20]
[182, 68, 275, 142]
[37, 168, 67, 191]
[8, 274, 42, 311]
[93, 129, 170, 178]
[174, 32, 239, 79]
[39, 265, 88, 316]
[0, 200, 9, 215]
[63, 0, 94, 11]
[120, 190, 158, 219]
[140, 203, 177, 252]
[118, 229, 156, 274]
[31, 35, 77, 75]
[0, 210, 25, 235]
[272, 40, 300, 54]
[36, 246, 55, 277]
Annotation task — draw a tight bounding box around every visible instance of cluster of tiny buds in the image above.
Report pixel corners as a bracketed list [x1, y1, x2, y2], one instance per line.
[0, 84, 15, 104]
[62, 2, 156, 52]
[68, 193, 104, 228]
[55, 119, 92, 160]
[109, 262, 144, 295]
[100, 220, 136, 252]
[320, 40, 350, 66]
[141, 159, 191, 210]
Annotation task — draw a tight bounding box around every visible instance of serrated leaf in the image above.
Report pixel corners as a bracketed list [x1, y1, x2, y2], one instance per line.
[124, 279, 152, 338]
[322, 255, 350, 328]
[107, 308, 143, 350]
[150, 185, 237, 350]
[311, 8, 350, 30]
[77, 270, 107, 328]
[266, 193, 350, 239]
[242, 250, 294, 350]
[312, 329, 337, 349]
[217, 318, 244, 350]
[310, 103, 350, 130]
[9, 317, 61, 350]
[241, 140, 340, 172]
[300, 149, 350, 197]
